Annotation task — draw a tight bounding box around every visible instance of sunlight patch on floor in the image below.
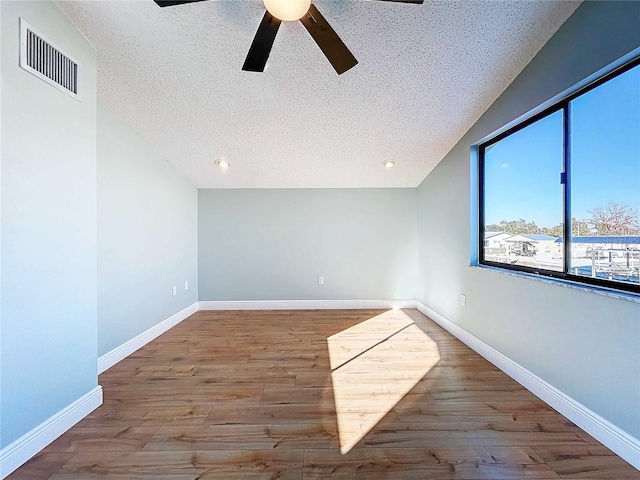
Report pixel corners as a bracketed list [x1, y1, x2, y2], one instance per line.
[327, 309, 440, 453]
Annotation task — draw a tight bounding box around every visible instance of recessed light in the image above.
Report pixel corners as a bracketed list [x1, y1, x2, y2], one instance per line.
[215, 159, 230, 169]
[382, 161, 396, 169]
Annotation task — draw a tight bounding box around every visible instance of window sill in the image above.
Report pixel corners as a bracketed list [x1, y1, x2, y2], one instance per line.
[470, 264, 640, 304]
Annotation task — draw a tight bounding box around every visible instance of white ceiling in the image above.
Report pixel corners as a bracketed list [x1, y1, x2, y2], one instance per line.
[55, 0, 580, 188]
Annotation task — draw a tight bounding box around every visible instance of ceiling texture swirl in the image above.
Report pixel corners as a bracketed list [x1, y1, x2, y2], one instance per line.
[55, 0, 581, 188]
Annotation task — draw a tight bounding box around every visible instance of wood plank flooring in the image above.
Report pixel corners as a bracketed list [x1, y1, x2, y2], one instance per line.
[8, 309, 639, 479]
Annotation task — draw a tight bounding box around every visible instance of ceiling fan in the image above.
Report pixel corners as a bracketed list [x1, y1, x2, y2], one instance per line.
[153, 0, 423, 75]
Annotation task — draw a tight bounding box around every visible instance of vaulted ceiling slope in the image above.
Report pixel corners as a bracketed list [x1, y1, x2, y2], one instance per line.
[55, 0, 580, 188]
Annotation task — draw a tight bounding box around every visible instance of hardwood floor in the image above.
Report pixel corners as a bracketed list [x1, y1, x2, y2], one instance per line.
[8, 309, 639, 479]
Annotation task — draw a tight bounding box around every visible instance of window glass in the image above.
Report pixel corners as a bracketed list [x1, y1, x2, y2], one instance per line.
[483, 110, 564, 272]
[479, 59, 640, 293]
[570, 65, 640, 286]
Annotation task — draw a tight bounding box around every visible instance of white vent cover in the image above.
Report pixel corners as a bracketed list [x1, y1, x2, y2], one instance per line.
[19, 18, 80, 100]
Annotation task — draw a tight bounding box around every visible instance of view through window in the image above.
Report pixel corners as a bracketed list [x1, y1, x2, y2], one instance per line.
[480, 58, 640, 293]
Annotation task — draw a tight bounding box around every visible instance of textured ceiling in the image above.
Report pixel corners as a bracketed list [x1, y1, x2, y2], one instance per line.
[55, 0, 580, 188]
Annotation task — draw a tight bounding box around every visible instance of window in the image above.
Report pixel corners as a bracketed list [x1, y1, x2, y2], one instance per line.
[479, 58, 640, 294]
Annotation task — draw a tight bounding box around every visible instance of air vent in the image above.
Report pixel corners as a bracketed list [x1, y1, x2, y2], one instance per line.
[19, 18, 80, 100]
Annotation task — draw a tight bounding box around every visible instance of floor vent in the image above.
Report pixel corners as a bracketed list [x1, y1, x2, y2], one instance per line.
[19, 18, 80, 100]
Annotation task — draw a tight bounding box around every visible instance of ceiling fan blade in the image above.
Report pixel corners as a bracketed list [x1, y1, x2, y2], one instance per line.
[243, 11, 281, 72]
[374, 0, 424, 3]
[300, 5, 357, 75]
[153, 0, 210, 7]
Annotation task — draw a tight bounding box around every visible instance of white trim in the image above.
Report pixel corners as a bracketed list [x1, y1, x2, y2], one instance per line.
[0, 386, 102, 479]
[415, 301, 640, 471]
[198, 299, 416, 311]
[97, 302, 198, 374]
[6, 300, 638, 478]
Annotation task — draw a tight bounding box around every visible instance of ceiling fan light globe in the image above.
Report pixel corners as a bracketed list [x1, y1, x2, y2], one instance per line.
[263, 0, 311, 21]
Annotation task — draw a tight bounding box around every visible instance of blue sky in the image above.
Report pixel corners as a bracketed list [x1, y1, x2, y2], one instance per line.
[484, 63, 639, 228]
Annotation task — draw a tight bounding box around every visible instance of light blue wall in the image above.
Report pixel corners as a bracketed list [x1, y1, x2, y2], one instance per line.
[417, 1, 640, 439]
[199, 189, 416, 301]
[97, 103, 198, 356]
[2, 0, 639, 464]
[0, 1, 98, 448]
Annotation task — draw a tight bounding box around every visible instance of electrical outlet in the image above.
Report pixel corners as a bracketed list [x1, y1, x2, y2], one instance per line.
[185, 281, 189, 291]
[318, 276, 324, 285]
[460, 294, 466, 307]
[172, 286, 177, 296]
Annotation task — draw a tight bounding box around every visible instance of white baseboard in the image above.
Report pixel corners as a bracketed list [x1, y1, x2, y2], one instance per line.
[6, 300, 638, 479]
[98, 302, 198, 374]
[198, 299, 416, 311]
[0, 386, 103, 479]
[415, 301, 640, 471]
